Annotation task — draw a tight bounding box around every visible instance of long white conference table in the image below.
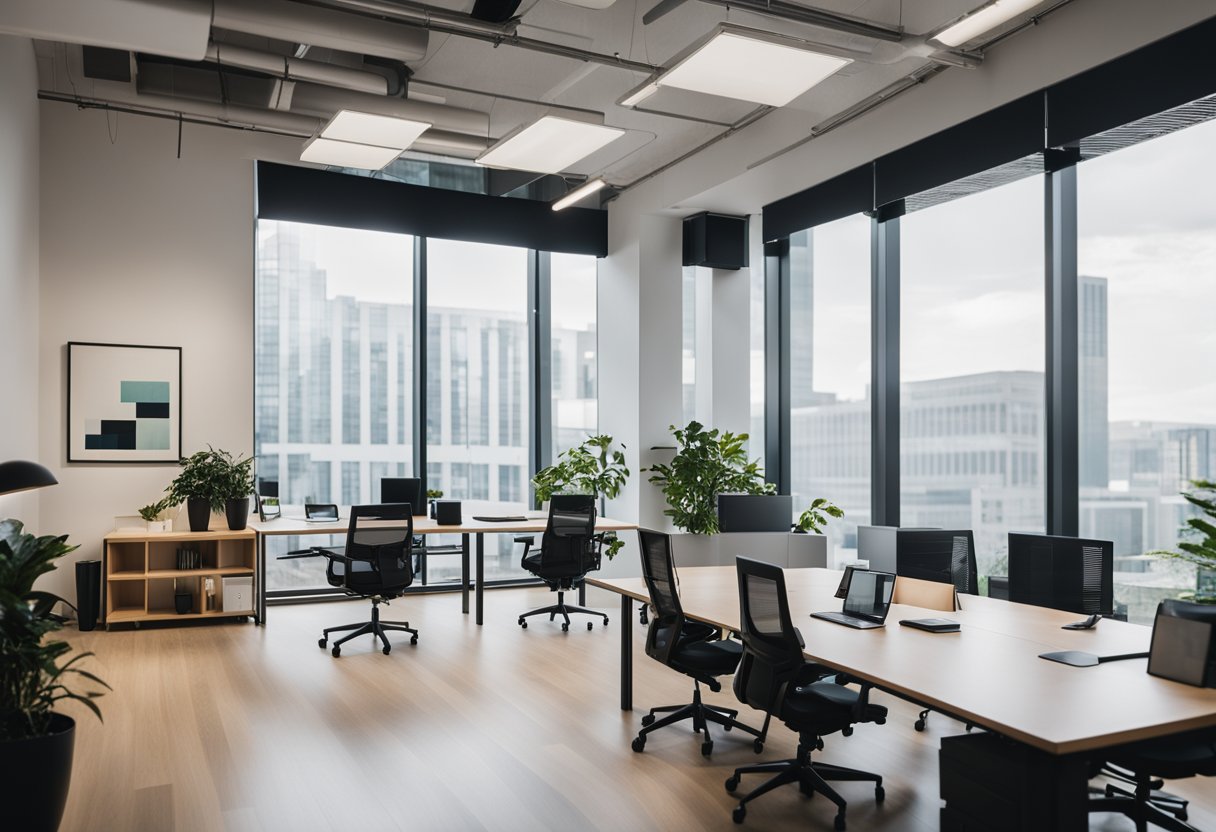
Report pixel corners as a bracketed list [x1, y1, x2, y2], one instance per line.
[588, 566, 1216, 829]
[251, 514, 636, 626]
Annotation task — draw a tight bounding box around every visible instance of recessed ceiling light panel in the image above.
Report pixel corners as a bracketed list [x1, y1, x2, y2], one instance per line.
[320, 110, 431, 150]
[932, 0, 1044, 48]
[656, 30, 851, 108]
[477, 116, 626, 175]
[300, 136, 402, 170]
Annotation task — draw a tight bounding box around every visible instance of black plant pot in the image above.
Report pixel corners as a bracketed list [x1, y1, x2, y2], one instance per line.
[225, 497, 250, 531]
[0, 712, 75, 832]
[186, 497, 211, 532]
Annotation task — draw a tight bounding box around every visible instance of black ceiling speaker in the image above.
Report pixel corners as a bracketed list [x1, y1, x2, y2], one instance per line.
[682, 212, 749, 270]
[82, 46, 131, 83]
[470, 0, 523, 22]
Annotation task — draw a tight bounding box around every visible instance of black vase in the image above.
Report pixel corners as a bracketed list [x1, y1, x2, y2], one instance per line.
[225, 497, 250, 531]
[186, 497, 211, 532]
[0, 712, 75, 832]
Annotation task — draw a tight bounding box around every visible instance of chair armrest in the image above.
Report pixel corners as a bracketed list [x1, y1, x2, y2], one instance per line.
[277, 549, 321, 560]
[792, 626, 806, 649]
[513, 535, 535, 545]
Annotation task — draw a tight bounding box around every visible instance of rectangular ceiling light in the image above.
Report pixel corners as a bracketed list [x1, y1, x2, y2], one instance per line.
[300, 136, 402, 170]
[654, 29, 851, 108]
[553, 178, 607, 211]
[477, 116, 625, 175]
[932, 0, 1043, 48]
[320, 110, 431, 150]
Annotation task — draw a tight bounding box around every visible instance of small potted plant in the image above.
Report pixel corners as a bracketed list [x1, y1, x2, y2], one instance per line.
[167, 447, 254, 532]
[0, 519, 109, 830]
[427, 488, 444, 519]
[532, 434, 630, 558]
[216, 449, 255, 531]
[137, 497, 173, 533]
[793, 498, 844, 534]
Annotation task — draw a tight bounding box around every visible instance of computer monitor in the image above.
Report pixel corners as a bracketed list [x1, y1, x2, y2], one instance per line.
[896, 529, 978, 595]
[857, 525, 898, 573]
[843, 569, 896, 623]
[381, 477, 425, 516]
[1007, 532, 1113, 616]
[717, 494, 792, 533]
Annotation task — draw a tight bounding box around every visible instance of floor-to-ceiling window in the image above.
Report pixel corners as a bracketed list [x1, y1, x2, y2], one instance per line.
[255, 220, 414, 591]
[551, 252, 598, 458]
[788, 216, 872, 559]
[900, 174, 1045, 583]
[1077, 114, 1216, 623]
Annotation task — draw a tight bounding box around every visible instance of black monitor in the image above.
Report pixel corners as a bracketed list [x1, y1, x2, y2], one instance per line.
[717, 494, 793, 533]
[381, 477, 425, 516]
[1008, 532, 1114, 616]
[896, 529, 978, 595]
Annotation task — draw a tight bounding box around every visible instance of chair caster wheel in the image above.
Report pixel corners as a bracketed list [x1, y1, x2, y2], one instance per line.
[331, 646, 341, 657]
[914, 719, 926, 732]
[875, 785, 885, 803]
[410, 635, 418, 645]
[631, 737, 645, 752]
[834, 812, 846, 831]
[725, 776, 740, 793]
[723, 723, 733, 732]
[732, 806, 746, 824]
[562, 623, 569, 632]
[816, 738, 824, 751]
[602, 618, 608, 626]
[382, 646, 391, 655]
[701, 740, 713, 757]
[641, 714, 655, 727]
[753, 739, 764, 753]
[842, 727, 853, 737]
[587, 622, 593, 630]
[520, 621, 527, 629]
[318, 638, 327, 649]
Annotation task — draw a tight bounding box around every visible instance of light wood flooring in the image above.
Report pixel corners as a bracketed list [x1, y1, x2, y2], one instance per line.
[57, 585, 1215, 832]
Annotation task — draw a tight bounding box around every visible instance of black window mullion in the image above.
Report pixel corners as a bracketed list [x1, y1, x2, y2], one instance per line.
[1045, 159, 1080, 536]
[871, 214, 900, 527]
[413, 237, 428, 495]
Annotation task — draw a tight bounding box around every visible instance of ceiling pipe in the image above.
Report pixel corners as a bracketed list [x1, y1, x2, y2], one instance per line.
[212, 0, 429, 63]
[288, 82, 489, 135]
[206, 42, 390, 95]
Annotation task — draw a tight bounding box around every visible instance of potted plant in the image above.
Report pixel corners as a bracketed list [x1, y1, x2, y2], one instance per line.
[793, 498, 844, 534]
[532, 434, 630, 558]
[1152, 478, 1216, 603]
[0, 519, 109, 831]
[216, 450, 255, 531]
[647, 421, 774, 536]
[137, 497, 173, 533]
[426, 488, 444, 519]
[167, 449, 227, 532]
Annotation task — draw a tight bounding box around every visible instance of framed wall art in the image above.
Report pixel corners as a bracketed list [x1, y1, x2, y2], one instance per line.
[67, 341, 182, 463]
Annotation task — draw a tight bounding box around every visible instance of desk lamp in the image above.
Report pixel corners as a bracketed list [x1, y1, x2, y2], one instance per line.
[0, 459, 58, 496]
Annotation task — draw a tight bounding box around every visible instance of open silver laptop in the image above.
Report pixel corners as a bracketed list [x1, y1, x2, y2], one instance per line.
[812, 570, 897, 629]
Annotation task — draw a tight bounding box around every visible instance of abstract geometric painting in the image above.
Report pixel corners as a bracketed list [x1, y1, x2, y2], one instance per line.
[67, 342, 182, 463]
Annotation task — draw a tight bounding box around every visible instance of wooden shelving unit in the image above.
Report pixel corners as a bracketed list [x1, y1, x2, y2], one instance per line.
[102, 529, 257, 628]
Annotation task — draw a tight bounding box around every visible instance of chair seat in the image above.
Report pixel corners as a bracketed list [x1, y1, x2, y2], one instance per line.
[670, 638, 743, 677]
[781, 680, 888, 730]
[1108, 732, 1216, 781]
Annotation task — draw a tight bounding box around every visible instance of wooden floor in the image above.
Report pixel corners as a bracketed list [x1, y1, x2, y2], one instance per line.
[58, 585, 1215, 832]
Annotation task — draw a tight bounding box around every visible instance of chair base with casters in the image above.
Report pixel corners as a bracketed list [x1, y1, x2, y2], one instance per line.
[632, 678, 765, 757]
[318, 595, 418, 657]
[725, 734, 884, 831]
[517, 589, 608, 632]
[914, 707, 975, 734]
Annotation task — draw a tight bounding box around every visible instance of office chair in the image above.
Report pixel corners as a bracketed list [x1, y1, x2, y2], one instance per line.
[630, 530, 764, 757]
[1089, 600, 1216, 832]
[515, 497, 609, 631]
[285, 504, 419, 657]
[726, 557, 887, 831]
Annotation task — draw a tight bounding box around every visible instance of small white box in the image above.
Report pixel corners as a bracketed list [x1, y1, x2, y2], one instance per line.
[222, 576, 253, 613]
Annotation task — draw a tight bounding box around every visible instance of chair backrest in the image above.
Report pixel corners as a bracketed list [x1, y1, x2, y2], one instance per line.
[1148, 599, 1216, 688]
[638, 529, 686, 666]
[733, 557, 807, 714]
[1007, 532, 1114, 615]
[892, 575, 958, 611]
[896, 529, 978, 596]
[329, 503, 414, 594]
[537, 499, 598, 580]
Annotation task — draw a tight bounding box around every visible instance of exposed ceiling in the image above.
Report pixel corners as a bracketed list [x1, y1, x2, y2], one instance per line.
[20, 0, 1069, 201]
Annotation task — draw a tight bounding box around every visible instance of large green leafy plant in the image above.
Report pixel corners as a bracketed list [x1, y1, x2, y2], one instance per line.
[1153, 479, 1216, 601]
[532, 435, 630, 558]
[794, 498, 844, 534]
[647, 421, 775, 535]
[0, 520, 109, 741]
[167, 447, 253, 510]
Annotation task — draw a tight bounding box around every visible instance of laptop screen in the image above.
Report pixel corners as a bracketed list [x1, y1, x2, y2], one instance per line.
[305, 503, 339, 520]
[843, 570, 896, 622]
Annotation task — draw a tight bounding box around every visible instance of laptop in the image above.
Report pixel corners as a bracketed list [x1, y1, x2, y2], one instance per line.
[381, 477, 425, 517]
[812, 569, 897, 629]
[304, 503, 340, 523]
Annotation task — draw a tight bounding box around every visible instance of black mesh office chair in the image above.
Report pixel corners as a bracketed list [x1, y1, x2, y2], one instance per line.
[630, 530, 764, 757]
[285, 504, 419, 657]
[515, 497, 609, 631]
[1089, 600, 1216, 832]
[726, 557, 887, 830]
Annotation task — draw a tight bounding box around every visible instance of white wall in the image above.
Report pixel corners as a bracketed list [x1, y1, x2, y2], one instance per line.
[36, 101, 300, 600]
[0, 36, 41, 531]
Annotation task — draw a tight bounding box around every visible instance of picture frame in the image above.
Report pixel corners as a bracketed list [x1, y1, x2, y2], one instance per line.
[67, 341, 183, 463]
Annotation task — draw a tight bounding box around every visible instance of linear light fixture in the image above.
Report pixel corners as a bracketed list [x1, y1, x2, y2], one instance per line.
[477, 116, 625, 175]
[626, 26, 852, 108]
[320, 110, 431, 150]
[931, 0, 1044, 48]
[618, 80, 660, 108]
[300, 136, 403, 170]
[552, 178, 607, 211]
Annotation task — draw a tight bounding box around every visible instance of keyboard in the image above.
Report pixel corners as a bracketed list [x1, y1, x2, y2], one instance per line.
[472, 515, 529, 523]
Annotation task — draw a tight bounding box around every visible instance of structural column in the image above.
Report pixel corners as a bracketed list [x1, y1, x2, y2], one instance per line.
[870, 213, 900, 527]
[1045, 154, 1080, 536]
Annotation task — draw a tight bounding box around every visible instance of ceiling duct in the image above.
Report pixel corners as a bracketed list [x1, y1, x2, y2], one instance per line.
[0, 0, 212, 61]
[206, 42, 390, 95]
[211, 0, 429, 64]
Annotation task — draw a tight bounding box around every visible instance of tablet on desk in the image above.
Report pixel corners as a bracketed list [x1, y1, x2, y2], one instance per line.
[900, 618, 961, 633]
[304, 503, 340, 522]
